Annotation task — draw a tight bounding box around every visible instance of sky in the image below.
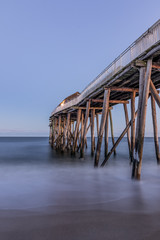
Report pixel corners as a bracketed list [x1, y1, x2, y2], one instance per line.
[0, 0, 160, 136]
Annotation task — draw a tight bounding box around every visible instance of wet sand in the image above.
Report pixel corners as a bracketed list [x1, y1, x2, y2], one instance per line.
[1, 208, 160, 240]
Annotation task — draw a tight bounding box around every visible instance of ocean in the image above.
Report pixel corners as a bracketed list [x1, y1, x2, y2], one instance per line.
[0, 137, 160, 240]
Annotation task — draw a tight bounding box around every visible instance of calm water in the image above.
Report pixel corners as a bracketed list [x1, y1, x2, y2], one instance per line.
[0, 137, 160, 214]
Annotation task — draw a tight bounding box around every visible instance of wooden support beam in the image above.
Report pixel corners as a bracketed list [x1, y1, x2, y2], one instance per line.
[72, 107, 103, 110]
[133, 59, 152, 180]
[152, 62, 160, 69]
[123, 103, 131, 159]
[80, 112, 84, 150]
[62, 113, 70, 151]
[72, 109, 81, 153]
[101, 110, 138, 167]
[104, 111, 109, 158]
[80, 101, 90, 158]
[91, 99, 129, 104]
[109, 109, 116, 156]
[52, 118, 56, 149]
[134, 60, 146, 67]
[134, 67, 145, 156]
[96, 114, 99, 137]
[151, 95, 160, 163]
[94, 89, 110, 166]
[61, 117, 66, 146]
[150, 80, 160, 108]
[131, 91, 136, 162]
[91, 109, 95, 156]
[67, 119, 71, 150]
[105, 87, 139, 92]
[56, 115, 61, 149]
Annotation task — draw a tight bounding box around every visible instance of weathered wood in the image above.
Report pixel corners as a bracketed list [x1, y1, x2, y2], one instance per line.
[151, 95, 160, 163]
[135, 59, 152, 180]
[94, 89, 110, 166]
[49, 124, 52, 144]
[62, 113, 70, 151]
[80, 101, 90, 158]
[72, 109, 81, 153]
[67, 119, 71, 150]
[134, 67, 146, 156]
[62, 117, 66, 146]
[72, 106, 113, 110]
[51, 118, 56, 148]
[80, 112, 84, 149]
[152, 62, 160, 69]
[150, 80, 160, 108]
[96, 114, 99, 137]
[91, 109, 95, 156]
[104, 111, 109, 158]
[134, 60, 146, 67]
[91, 99, 129, 104]
[123, 103, 131, 159]
[101, 110, 138, 167]
[105, 87, 139, 92]
[131, 91, 136, 162]
[109, 109, 116, 156]
[56, 115, 61, 148]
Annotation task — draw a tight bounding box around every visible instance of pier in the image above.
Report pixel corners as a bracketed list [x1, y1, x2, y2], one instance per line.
[49, 20, 160, 179]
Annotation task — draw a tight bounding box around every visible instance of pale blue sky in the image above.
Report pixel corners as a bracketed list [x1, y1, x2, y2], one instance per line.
[0, 0, 160, 136]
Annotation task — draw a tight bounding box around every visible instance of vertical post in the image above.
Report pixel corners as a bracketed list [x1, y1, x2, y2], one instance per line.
[94, 89, 110, 166]
[131, 91, 136, 162]
[151, 94, 160, 163]
[133, 59, 152, 180]
[62, 113, 70, 151]
[72, 109, 81, 154]
[96, 114, 99, 137]
[51, 118, 55, 148]
[109, 109, 116, 155]
[134, 67, 146, 155]
[123, 103, 131, 159]
[57, 115, 61, 149]
[62, 117, 66, 147]
[80, 112, 84, 149]
[91, 109, 95, 156]
[104, 111, 109, 158]
[67, 120, 72, 150]
[80, 101, 90, 158]
[49, 123, 52, 144]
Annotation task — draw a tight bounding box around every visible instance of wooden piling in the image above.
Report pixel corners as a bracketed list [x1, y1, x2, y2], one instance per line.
[123, 103, 131, 159]
[72, 109, 81, 154]
[135, 59, 152, 180]
[151, 94, 160, 163]
[91, 109, 95, 156]
[96, 114, 99, 137]
[62, 113, 70, 151]
[109, 109, 116, 155]
[80, 101, 90, 158]
[94, 89, 110, 167]
[104, 111, 109, 158]
[131, 91, 136, 162]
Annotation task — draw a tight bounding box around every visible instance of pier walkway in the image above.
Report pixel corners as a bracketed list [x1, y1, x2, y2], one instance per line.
[49, 20, 160, 179]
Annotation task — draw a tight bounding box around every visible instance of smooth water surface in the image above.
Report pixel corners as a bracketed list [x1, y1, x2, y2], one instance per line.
[0, 137, 160, 214]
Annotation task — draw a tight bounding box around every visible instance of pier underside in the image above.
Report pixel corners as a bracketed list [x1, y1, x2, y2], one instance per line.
[49, 20, 160, 179]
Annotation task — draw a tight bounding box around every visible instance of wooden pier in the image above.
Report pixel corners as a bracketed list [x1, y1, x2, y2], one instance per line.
[49, 20, 160, 179]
